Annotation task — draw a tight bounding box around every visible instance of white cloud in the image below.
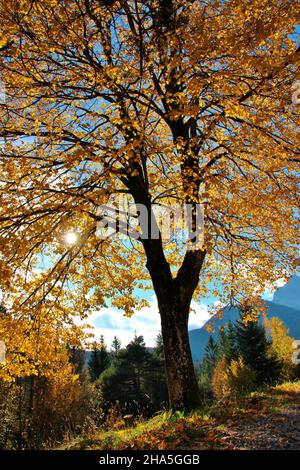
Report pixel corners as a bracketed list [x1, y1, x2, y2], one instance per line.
[189, 300, 212, 330]
[81, 297, 211, 348]
[262, 278, 287, 301]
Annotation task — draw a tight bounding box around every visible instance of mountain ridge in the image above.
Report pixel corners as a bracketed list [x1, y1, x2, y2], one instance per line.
[189, 296, 300, 363]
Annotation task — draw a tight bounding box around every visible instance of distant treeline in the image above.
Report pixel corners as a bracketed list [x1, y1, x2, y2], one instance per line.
[83, 333, 168, 414]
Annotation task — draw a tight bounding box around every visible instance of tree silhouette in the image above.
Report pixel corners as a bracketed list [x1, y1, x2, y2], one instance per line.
[88, 336, 110, 382]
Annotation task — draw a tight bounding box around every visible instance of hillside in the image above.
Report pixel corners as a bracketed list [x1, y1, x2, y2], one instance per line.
[61, 381, 300, 450]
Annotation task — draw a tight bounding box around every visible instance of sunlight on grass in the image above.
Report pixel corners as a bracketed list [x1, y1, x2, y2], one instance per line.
[59, 381, 300, 451]
[60, 409, 215, 450]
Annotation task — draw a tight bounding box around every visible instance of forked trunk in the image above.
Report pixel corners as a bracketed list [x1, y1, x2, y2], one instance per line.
[130, 192, 205, 411]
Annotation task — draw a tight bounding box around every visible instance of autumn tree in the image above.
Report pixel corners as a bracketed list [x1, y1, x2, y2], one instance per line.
[0, 0, 300, 410]
[0, 346, 93, 449]
[265, 316, 296, 380]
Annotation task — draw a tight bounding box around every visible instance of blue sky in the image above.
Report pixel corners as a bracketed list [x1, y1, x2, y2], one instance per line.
[83, 278, 292, 349]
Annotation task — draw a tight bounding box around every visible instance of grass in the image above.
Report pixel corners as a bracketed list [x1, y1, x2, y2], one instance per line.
[59, 380, 300, 450]
[60, 410, 215, 450]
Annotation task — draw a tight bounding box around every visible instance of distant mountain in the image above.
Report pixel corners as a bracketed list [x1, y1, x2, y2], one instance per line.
[273, 275, 300, 311]
[189, 297, 300, 363]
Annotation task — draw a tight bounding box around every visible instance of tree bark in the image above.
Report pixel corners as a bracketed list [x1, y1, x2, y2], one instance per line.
[145, 241, 206, 411]
[159, 297, 202, 411]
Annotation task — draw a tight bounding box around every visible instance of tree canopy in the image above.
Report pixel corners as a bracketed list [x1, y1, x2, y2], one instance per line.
[0, 0, 299, 408]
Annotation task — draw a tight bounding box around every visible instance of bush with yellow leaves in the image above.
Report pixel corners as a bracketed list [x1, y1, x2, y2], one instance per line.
[212, 356, 256, 400]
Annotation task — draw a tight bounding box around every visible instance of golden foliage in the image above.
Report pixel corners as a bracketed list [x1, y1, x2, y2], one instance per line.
[265, 316, 296, 380]
[0, 0, 299, 378]
[212, 356, 256, 399]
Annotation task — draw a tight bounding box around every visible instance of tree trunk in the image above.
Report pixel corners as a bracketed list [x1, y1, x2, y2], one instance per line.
[159, 298, 202, 411]
[129, 181, 205, 411]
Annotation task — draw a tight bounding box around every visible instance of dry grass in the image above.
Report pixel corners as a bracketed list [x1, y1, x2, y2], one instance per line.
[59, 381, 300, 450]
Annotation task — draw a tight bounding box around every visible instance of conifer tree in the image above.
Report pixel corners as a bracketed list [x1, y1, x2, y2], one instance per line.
[235, 310, 281, 384]
[197, 335, 220, 395]
[88, 336, 110, 382]
[149, 332, 168, 406]
[204, 335, 219, 368]
[111, 336, 121, 356]
[153, 333, 164, 359]
[68, 346, 85, 376]
[219, 322, 238, 362]
[100, 334, 168, 409]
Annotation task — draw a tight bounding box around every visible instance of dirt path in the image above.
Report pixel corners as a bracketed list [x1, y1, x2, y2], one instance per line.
[217, 405, 300, 449]
[188, 385, 300, 450]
